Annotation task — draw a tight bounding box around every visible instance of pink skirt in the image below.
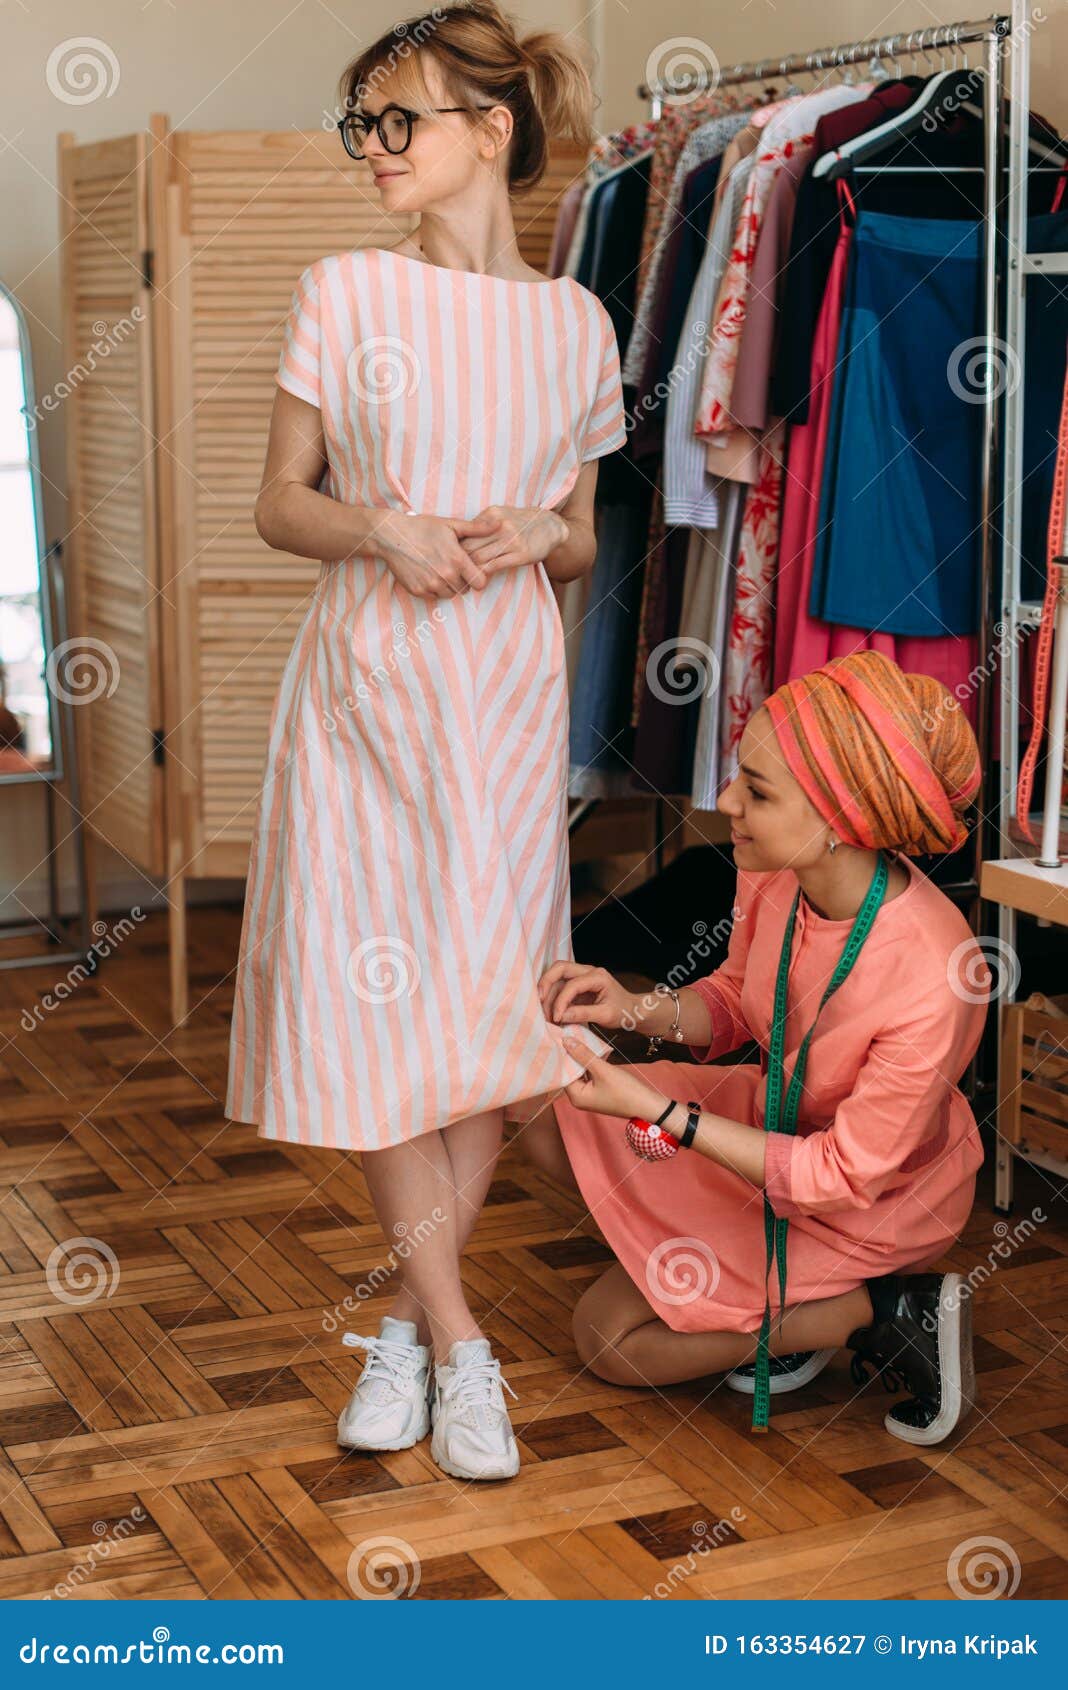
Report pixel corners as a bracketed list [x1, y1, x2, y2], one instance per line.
[553, 1058, 981, 1333]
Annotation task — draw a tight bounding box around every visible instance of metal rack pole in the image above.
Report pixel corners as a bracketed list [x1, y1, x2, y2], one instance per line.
[638, 16, 1009, 106]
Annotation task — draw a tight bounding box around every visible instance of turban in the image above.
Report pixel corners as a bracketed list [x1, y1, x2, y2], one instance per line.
[761, 651, 982, 856]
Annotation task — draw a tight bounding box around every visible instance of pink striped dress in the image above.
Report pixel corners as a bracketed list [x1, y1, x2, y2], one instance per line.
[226, 247, 626, 1150]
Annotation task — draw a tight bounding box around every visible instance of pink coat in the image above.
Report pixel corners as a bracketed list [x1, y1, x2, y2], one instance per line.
[553, 854, 989, 1332]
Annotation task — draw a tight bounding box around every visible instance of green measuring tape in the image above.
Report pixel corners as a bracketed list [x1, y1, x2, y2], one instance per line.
[751, 850, 889, 1432]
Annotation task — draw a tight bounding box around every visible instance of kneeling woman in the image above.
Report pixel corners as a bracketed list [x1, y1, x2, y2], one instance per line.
[526, 651, 990, 1444]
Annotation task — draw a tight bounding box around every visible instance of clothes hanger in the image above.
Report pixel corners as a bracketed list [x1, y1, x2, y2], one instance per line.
[814, 26, 1062, 180]
[812, 29, 958, 178]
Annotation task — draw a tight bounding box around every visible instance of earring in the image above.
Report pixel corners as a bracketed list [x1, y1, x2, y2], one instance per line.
[828, 835, 838, 854]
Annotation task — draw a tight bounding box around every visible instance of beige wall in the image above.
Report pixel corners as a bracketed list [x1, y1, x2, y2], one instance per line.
[2, 1, 1064, 918]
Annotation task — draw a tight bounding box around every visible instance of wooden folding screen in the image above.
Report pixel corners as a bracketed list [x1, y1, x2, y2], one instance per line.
[59, 116, 585, 1019]
[58, 132, 163, 877]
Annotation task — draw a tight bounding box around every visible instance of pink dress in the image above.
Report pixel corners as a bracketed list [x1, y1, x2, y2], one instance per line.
[554, 855, 988, 1333]
[227, 249, 625, 1150]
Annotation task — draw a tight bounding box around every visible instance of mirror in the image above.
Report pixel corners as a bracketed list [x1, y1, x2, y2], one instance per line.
[0, 281, 60, 784]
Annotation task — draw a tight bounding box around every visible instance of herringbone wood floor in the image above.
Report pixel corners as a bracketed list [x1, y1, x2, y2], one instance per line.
[1, 907, 1067, 1600]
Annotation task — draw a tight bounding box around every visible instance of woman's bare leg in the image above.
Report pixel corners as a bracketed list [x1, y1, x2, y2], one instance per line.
[369, 1108, 504, 1350]
[360, 1128, 483, 1361]
[573, 1262, 874, 1387]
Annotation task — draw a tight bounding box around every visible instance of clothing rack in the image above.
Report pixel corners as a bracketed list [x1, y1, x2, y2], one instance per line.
[635, 14, 1015, 920]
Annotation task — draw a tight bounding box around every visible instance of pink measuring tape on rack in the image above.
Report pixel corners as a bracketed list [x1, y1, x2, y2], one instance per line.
[1016, 359, 1068, 840]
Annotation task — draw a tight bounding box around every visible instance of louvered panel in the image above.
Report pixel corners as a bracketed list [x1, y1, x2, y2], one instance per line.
[59, 133, 163, 876]
[156, 129, 580, 877]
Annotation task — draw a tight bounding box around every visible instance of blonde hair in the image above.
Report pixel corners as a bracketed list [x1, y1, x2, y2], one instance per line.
[338, 1, 597, 194]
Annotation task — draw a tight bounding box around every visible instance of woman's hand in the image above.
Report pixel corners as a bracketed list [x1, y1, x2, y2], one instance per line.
[561, 1034, 675, 1122]
[539, 961, 637, 1031]
[458, 506, 569, 577]
[379, 510, 503, 599]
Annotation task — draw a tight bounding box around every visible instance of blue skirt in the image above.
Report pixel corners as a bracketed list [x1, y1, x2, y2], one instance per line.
[809, 208, 1068, 637]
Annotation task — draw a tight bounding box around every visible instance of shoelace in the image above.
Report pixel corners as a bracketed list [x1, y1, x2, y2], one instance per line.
[849, 1351, 906, 1394]
[342, 1332, 424, 1392]
[441, 1358, 517, 1427]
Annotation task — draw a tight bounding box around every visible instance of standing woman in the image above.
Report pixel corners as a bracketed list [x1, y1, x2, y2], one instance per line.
[226, 2, 625, 1481]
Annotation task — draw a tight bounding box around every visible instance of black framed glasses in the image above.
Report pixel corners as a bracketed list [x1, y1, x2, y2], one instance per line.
[337, 103, 497, 161]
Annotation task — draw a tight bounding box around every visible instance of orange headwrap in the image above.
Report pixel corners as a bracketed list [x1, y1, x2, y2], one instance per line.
[761, 651, 982, 856]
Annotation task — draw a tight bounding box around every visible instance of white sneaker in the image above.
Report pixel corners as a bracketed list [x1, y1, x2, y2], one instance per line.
[430, 1337, 520, 1481]
[337, 1316, 431, 1451]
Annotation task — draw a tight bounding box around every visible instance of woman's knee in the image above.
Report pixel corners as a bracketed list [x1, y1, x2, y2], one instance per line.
[573, 1274, 648, 1386]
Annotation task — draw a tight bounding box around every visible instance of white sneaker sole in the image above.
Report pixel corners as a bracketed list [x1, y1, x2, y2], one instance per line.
[883, 1271, 973, 1447]
[337, 1400, 431, 1453]
[724, 1347, 837, 1396]
[430, 1430, 520, 1481]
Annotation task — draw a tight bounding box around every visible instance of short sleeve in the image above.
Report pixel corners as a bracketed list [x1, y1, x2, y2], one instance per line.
[580, 307, 628, 463]
[276, 263, 321, 409]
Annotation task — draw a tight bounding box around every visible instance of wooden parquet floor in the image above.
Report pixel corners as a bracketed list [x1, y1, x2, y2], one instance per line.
[1, 907, 1067, 1601]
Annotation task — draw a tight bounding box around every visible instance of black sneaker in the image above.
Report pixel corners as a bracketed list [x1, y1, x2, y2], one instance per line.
[724, 1348, 836, 1396]
[847, 1270, 974, 1446]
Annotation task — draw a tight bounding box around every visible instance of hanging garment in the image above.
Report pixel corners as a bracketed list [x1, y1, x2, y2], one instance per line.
[630, 154, 724, 461]
[581, 153, 654, 375]
[728, 145, 809, 432]
[770, 80, 926, 424]
[690, 485, 744, 808]
[621, 109, 752, 387]
[227, 250, 624, 1148]
[810, 212, 984, 637]
[628, 93, 744, 324]
[717, 427, 784, 777]
[662, 154, 756, 529]
[632, 522, 702, 795]
[695, 85, 869, 446]
[553, 855, 986, 1336]
[563, 119, 659, 280]
[772, 199, 980, 716]
[548, 178, 586, 276]
[771, 86, 1063, 424]
[568, 485, 655, 800]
